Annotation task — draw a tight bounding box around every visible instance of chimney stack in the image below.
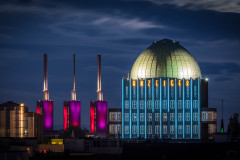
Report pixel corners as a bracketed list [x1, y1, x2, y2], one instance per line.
[97, 55, 103, 101]
[43, 53, 49, 100]
[71, 54, 76, 100]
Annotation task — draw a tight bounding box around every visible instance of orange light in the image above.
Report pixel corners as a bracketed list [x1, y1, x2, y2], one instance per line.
[163, 80, 166, 87]
[147, 80, 151, 86]
[155, 80, 159, 86]
[170, 80, 174, 87]
[132, 80, 136, 87]
[20, 103, 24, 107]
[43, 149, 47, 154]
[186, 80, 189, 86]
[140, 80, 144, 87]
[178, 80, 181, 87]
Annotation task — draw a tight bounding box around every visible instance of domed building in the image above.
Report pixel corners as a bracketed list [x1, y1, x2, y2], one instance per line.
[121, 39, 216, 140]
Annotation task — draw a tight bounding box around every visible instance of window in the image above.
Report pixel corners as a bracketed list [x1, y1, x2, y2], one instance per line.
[193, 100, 198, 108]
[178, 125, 183, 134]
[178, 113, 182, 121]
[125, 113, 129, 121]
[110, 113, 115, 121]
[117, 113, 121, 120]
[162, 100, 167, 109]
[155, 125, 159, 134]
[208, 112, 213, 120]
[163, 113, 167, 121]
[140, 113, 144, 122]
[185, 113, 190, 121]
[125, 100, 129, 109]
[133, 87, 136, 98]
[147, 100, 152, 109]
[132, 100, 137, 109]
[178, 100, 182, 109]
[186, 125, 190, 134]
[132, 125, 137, 134]
[170, 113, 175, 121]
[147, 113, 152, 121]
[193, 125, 198, 134]
[140, 125, 144, 134]
[155, 100, 160, 109]
[125, 126, 129, 134]
[163, 125, 167, 134]
[185, 100, 190, 109]
[170, 100, 175, 109]
[140, 100, 144, 109]
[202, 112, 207, 120]
[193, 112, 198, 121]
[126, 86, 128, 98]
[147, 125, 152, 134]
[170, 125, 175, 134]
[132, 113, 137, 122]
[155, 113, 160, 121]
[140, 87, 144, 98]
[116, 125, 121, 133]
[109, 125, 115, 134]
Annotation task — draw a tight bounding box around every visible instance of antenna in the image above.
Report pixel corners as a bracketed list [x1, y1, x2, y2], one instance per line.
[43, 53, 49, 100]
[97, 55, 103, 101]
[221, 99, 224, 133]
[71, 53, 76, 100]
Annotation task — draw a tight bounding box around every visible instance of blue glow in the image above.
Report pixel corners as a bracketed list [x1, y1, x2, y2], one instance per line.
[167, 78, 170, 138]
[137, 79, 140, 137]
[122, 79, 124, 138]
[183, 79, 185, 138]
[198, 78, 201, 139]
[152, 78, 154, 136]
[190, 78, 193, 139]
[160, 78, 162, 139]
[145, 79, 147, 139]
[175, 78, 177, 139]
[129, 78, 132, 139]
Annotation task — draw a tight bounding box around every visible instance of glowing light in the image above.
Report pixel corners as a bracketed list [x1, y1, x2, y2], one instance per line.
[132, 80, 136, 87]
[147, 80, 151, 86]
[140, 80, 144, 87]
[63, 106, 68, 130]
[205, 78, 208, 81]
[178, 80, 182, 87]
[70, 101, 81, 128]
[20, 105, 24, 137]
[163, 80, 166, 87]
[43, 101, 53, 131]
[186, 80, 189, 87]
[90, 106, 95, 133]
[97, 101, 107, 132]
[36, 106, 40, 114]
[170, 79, 174, 87]
[155, 80, 159, 86]
[20, 103, 24, 107]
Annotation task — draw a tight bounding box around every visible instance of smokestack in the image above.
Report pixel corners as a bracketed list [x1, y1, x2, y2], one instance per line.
[97, 55, 103, 101]
[43, 53, 49, 100]
[221, 99, 224, 133]
[71, 54, 76, 100]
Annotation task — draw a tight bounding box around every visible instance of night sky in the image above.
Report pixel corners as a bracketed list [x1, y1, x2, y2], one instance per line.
[0, 0, 240, 131]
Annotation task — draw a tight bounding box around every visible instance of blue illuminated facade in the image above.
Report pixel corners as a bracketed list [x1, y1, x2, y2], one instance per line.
[122, 77, 201, 139]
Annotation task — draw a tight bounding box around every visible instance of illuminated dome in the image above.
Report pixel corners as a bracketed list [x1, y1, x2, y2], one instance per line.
[130, 39, 201, 79]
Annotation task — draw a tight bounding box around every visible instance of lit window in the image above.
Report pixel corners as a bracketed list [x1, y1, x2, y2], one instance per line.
[147, 113, 152, 121]
[155, 113, 160, 121]
[163, 113, 167, 121]
[155, 100, 160, 109]
[132, 113, 137, 122]
[125, 113, 129, 121]
[155, 125, 159, 134]
[163, 125, 167, 134]
[178, 100, 182, 109]
[185, 100, 190, 109]
[170, 100, 175, 109]
[125, 100, 129, 109]
[193, 100, 198, 108]
[193, 112, 198, 121]
[140, 113, 144, 121]
[193, 125, 198, 134]
[170, 113, 175, 121]
[162, 100, 167, 109]
[202, 112, 207, 120]
[208, 112, 213, 120]
[170, 125, 175, 134]
[186, 125, 190, 134]
[117, 113, 121, 120]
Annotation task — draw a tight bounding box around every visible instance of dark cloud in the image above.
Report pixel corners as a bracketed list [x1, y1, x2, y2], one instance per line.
[200, 62, 240, 75]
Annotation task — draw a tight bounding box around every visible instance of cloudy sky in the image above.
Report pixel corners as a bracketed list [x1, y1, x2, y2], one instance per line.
[0, 0, 240, 130]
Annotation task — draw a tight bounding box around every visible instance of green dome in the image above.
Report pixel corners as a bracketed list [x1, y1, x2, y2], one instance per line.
[130, 39, 201, 79]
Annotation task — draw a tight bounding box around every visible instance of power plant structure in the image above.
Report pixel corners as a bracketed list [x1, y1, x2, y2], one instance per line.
[63, 54, 81, 130]
[90, 55, 108, 135]
[36, 53, 53, 131]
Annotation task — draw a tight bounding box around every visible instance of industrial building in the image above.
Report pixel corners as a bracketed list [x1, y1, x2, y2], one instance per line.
[63, 54, 81, 130]
[121, 39, 217, 140]
[36, 54, 54, 131]
[0, 101, 43, 141]
[108, 108, 122, 138]
[90, 55, 108, 135]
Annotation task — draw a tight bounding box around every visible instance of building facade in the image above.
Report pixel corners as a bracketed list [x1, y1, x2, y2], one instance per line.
[63, 101, 81, 130]
[122, 39, 216, 140]
[108, 108, 122, 138]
